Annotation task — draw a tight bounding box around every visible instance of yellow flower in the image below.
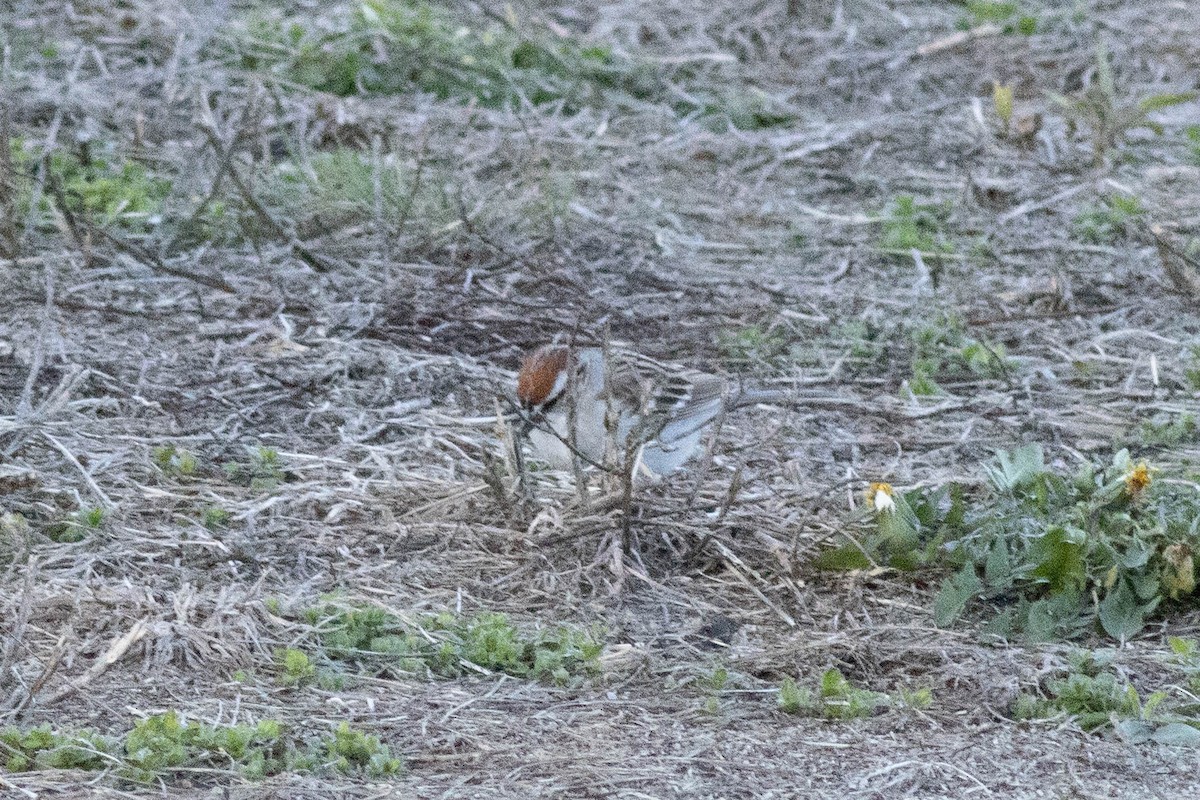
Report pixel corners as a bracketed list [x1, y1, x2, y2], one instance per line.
[867, 482, 896, 514]
[1124, 461, 1152, 497]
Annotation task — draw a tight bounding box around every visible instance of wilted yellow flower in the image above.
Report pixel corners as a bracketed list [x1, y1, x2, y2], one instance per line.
[1124, 461, 1152, 497]
[1163, 543, 1196, 599]
[867, 482, 896, 514]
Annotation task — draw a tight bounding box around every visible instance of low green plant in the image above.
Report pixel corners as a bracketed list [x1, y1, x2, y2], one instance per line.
[48, 507, 106, 543]
[11, 140, 170, 231]
[906, 312, 1011, 395]
[965, 1, 1018, 23]
[227, 1, 786, 129]
[1187, 126, 1200, 166]
[319, 723, 402, 777]
[1013, 652, 1200, 744]
[122, 712, 288, 783]
[231, 0, 657, 110]
[152, 445, 198, 477]
[814, 481, 954, 572]
[935, 446, 1200, 641]
[1184, 345, 1200, 391]
[878, 195, 955, 261]
[276, 648, 317, 688]
[224, 447, 285, 492]
[1073, 194, 1142, 244]
[1013, 659, 1144, 731]
[778, 669, 928, 719]
[304, 602, 604, 684]
[0, 725, 114, 772]
[960, 1, 1037, 34]
[1168, 637, 1200, 696]
[818, 445, 1200, 642]
[698, 665, 731, 715]
[202, 506, 231, 529]
[1134, 412, 1199, 447]
[1049, 44, 1197, 166]
[1, 715, 403, 782]
[263, 149, 453, 239]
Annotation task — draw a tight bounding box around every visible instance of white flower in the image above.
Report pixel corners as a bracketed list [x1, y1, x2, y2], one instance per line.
[868, 482, 896, 514]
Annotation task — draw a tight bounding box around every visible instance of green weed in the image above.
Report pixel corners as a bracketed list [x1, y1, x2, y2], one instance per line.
[965, 1, 1018, 23]
[1073, 194, 1142, 244]
[276, 648, 317, 688]
[12, 140, 170, 231]
[1012, 653, 1200, 744]
[777, 669, 929, 719]
[231, 0, 656, 110]
[1168, 637, 1200, 696]
[304, 602, 604, 684]
[0, 725, 114, 772]
[122, 712, 287, 783]
[3, 714, 403, 782]
[1134, 413, 1199, 447]
[202, 506, 232, 530]
[1184, 345, 1200, 391]
[1187, 126, 1200, 165]
[878, 195, 955, 261]
[818, 445, 1200, 642]
[1049, 44, 1197, 166]
[906, 312, 1011, 395]
[224, 447, 285, 492]
[263, 149, 453, 240]
[319, 723, 402, 777]
[47, 507, 106, 543]
[227, 1, 788, 129]
[1013, 662, 1143, 731]
[697, 665, 731, 715]
[152, 444, 198, 477]
[961, 1, 1036, 33]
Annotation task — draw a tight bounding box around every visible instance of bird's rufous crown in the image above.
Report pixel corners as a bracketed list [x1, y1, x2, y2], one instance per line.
[516, 345, 571, 407]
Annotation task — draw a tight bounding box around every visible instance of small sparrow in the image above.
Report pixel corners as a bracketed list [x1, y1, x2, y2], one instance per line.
[515, 343, 728, 478]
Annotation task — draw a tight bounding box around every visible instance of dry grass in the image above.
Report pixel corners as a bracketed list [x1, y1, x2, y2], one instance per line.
[2, 0, 1200, 796]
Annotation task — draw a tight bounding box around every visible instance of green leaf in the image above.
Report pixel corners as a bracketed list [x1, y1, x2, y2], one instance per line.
[819, 668, 852, 698]
[1022, 592, 1086, 642]
[1115, 718, 1154, 743]
[879, 494, 920, 555]
[1168, 636, 1197, 658]
[983, 444, 1046, 493]
[934, 563, 982, 627]
[983, 537, 1012, 588]
[1098, 579, 1146, 642]
[1138, 92, 1198, 113]
[813, 543, 873, 571]
[1030, 526, 1087, 593]
[1151, 723, 1200, 747]
[1116, 537, 1151, 569]
[1094, 42, 1115, 101]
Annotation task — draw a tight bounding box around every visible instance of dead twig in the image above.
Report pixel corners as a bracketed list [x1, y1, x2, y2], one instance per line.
[42, 619, 151, 707]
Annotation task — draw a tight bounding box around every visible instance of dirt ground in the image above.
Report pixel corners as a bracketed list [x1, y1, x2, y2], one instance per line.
[2, 0, 1200, 797]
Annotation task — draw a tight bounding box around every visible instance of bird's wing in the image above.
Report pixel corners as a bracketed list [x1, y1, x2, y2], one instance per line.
[651, 373, 725, 447]
[596, 348, 727, 447]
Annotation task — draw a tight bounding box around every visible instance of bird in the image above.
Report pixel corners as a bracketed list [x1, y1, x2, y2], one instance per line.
[515, 343, 728, 479]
